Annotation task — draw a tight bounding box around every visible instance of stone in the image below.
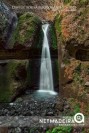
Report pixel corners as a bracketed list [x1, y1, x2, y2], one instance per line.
[61, 63, 65, 68]
[85, 82, 89, 87]
[15, 98, 23, 102]
[15, 127, 21, 133]
[9, 103, 14, 106]
[46, 111, 54, 116]
[64, 105, 70, 110]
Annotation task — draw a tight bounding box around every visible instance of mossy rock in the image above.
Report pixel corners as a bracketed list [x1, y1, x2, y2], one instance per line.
[49, 23, 57, 49]
[0, 13, 8, 43]
[79, 0, 89, 5]
[54, 14, 62, 34]
[63, 0, 72, 4]
[0, 60, 28, 102]
[13, 12, 41, 47]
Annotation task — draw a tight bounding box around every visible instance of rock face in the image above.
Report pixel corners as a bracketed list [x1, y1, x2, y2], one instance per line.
[4, 0, 89, 56]
[4, 0, 60, 20]
[56, 0, 89, 60]
[0, 2, 41, 49]
[0, 60, 28, 102]
[1, 0, 89, 105]
[0, 12, 8, 48]
[54, 0, 89, 110]
[0, 3, 42, 102]
[13, 12, 41, 49]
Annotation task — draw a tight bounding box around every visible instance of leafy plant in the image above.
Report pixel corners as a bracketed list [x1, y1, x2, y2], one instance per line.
[46, 126, 73, 133]
[68, 98, 81, 116]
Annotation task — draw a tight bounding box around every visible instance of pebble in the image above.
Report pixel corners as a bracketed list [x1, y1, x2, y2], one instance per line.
[9, 103, 14, 106]
[0, 92, 71, 129]
[85, 82, 89, 86]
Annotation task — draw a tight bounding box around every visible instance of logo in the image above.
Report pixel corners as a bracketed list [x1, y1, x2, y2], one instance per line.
[74, 113, 84, 124]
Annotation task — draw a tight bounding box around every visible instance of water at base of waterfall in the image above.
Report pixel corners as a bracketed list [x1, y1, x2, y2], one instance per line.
[39, 23, 57, 95]
[38, 90, 57, 95]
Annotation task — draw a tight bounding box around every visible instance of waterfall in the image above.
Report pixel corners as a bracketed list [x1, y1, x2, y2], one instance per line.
[38, 23, 57, 95]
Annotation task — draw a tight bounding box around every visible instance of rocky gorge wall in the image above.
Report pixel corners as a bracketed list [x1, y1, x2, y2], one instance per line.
[54, 0, 89, 116]
[1, 0, 89, 116]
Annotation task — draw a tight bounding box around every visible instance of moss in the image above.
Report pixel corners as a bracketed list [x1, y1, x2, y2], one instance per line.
[0, 62, 13, 102]
[63, 58, 70, 65]
[36, 28, 43, 49]
[63, 0, 72, 4]
[55, 14, 62, 34]
[79, 0, 88, 5]
[50, 24, 57, 49]
[68, 98, 81, 116]
[55, 60, 59, 83]
[0, 60, 28, 102]
[14, 12, 41, 45]
[0, 73, 11, 102]
[46, 126, 73, 133]
[73, 64, 84, 85]
[8, 60, 27, 76]
[26, 61, 31, 86]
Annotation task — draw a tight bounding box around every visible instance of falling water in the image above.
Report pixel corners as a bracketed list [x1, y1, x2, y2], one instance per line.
[38, 23, 57, 95]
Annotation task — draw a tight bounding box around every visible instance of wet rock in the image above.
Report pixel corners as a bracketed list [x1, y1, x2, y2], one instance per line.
[9, 103, 15, 106]
[13, 12, 41, 48]
[15, 98, 23, 102]
[0, 91, 70, 120]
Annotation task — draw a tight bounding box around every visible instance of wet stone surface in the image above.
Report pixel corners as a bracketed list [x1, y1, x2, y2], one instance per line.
[0, 91, 70, 116]
[0, 91, 72, 132]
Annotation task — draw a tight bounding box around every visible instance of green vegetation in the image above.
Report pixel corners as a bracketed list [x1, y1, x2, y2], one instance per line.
[27, 60, 32, 86]
[8, 60, 27, 78]
[55, 14, 62, 34]
[63, 0, 71, 4]
[13, 12, 41, 45]
[73, 64, 84, 85]
[54, 14, 64, 44]
[46, 126, 73, 133]
[63, 58, 70, 65]
[73, 103, 80, 114]
[68, 98, 81, 116]
[79, 0, 88, 5]
[55, 60, 59, 83]
[0, 62, 13, 102]
[50, 24, 57, 49]
[36, 28, 43, 48]
[0, 60, 28, 102]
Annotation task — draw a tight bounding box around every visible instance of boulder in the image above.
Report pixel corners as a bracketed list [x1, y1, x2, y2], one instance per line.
[13, 12, 41, 49]
[55, 0, 89, 61]
[0, 60, 28, 102]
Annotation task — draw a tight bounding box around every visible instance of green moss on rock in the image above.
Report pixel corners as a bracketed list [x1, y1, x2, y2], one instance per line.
[55, 14, 62, 34]
[63, 0, 72, 4]
[79, 0, 88, 5]
[0, 60, 28, 102]
[46, 126, 73, 133]
[50, 24, 57, 49]
[14, 12, 41, 46]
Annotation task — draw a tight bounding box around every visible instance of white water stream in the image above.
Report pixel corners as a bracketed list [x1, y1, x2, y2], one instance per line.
[38, 23, 57, 95]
